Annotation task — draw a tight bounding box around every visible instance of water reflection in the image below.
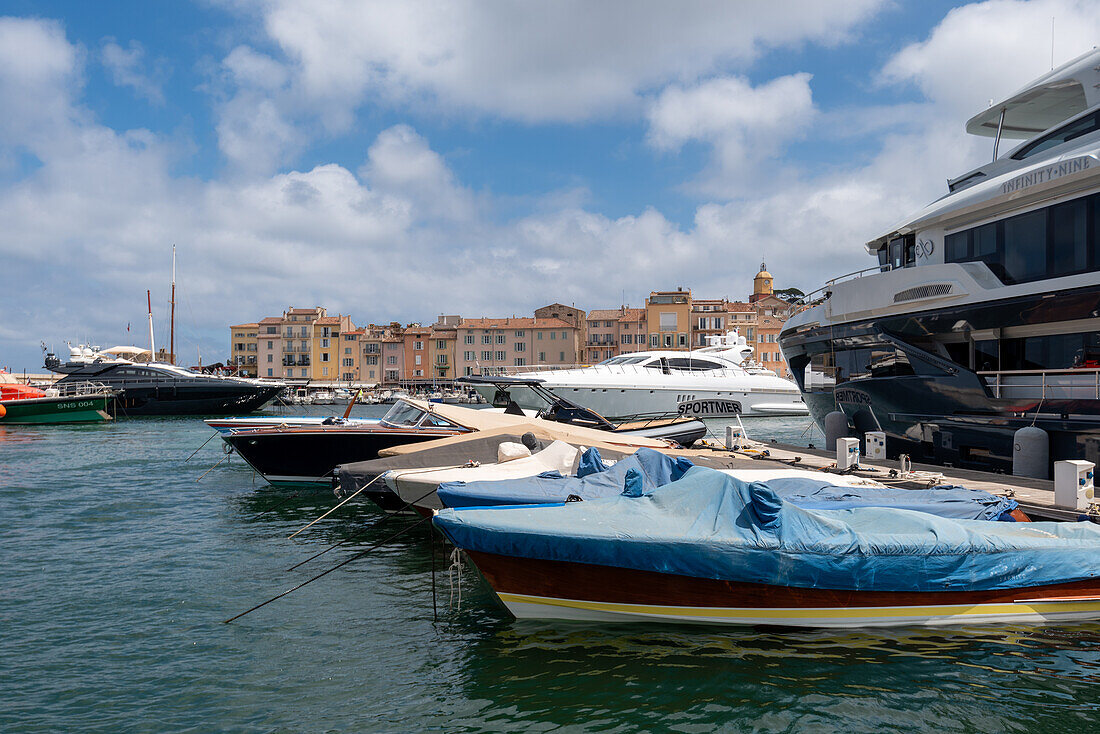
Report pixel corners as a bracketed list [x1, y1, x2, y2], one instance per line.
[446, 614, 1100, 732]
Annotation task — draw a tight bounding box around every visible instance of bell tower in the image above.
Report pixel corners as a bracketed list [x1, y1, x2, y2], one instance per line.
[751, 262, 773, 303]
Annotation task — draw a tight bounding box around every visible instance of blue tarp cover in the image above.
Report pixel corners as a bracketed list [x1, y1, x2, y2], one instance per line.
[436, 447, 693, 508]
[433, 466, 1100, 592]
[437, 447, 1018, 521]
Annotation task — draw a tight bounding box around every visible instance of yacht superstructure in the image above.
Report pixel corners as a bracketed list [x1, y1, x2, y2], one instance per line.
[475, 332, 807, 418]
[779, 49, 1100, 472]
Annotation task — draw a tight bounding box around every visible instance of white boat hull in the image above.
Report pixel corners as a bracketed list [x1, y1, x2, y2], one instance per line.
[478, 383, 807, 418]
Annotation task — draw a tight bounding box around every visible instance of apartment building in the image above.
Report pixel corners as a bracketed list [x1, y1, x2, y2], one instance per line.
[583, 307, 647, 362]
[691, 298, 731, 348]
[381, 333, 405, 386]
[454, 317, 579, 376]
[534, 303, 586, 357]
[229, 323, 259, 377]
[645, 289, 693, 350]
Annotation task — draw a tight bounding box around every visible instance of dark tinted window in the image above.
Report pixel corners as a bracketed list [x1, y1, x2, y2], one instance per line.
[1012, 111, 1100, 160]
[945, 232, 969, 261]
[1050, 199, 1088, 277]
[1002, 209, 1046, 283]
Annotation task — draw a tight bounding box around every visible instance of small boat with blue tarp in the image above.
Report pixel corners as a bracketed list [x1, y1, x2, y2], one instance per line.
[433, 466, 1100, 628]
[437, 447, 1024, 521]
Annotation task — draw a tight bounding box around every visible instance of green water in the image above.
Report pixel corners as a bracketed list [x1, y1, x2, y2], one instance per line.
[2, 408, 1099, 733]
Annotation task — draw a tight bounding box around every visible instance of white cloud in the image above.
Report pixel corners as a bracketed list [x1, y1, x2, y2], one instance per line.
[880, 0, 1100, 117]
[646, 73, 815, 197]
[249, 0, 882, 124]
[101, 39, 164, 104]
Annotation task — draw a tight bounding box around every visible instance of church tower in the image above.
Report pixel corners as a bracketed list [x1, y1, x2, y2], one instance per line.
[751, 262, 773, 303]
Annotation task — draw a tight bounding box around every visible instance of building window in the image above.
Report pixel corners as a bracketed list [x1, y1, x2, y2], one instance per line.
[515, 342, 526, 352]
[436, 340, 446, 350]
[414, 369, 423, 377]
[342, 358, 354, 367]
[559, 352, 565, 361]
[321, 353, 330, 362]
[537, 332, 543, 340]
[414, 341, 423, 351]
[267, 354, 273, 363]
[538, 351, 546, 362]
[514, 330, 525, 337]
[650, 335, 658, 347]
[464, 351, 474, 360]
[495, 351, 506, 361]
[465, 366, 474, 376]
[464, 335, 474, 345]
[436, 355, 448, 365]
[344, 347, 351, 355]
[267, 340, 273, 349]
[481, 351, 492, 361]
[664, 334, 673, 347]
[514, 358, 526, 366]
[387, 356, 397, 365]
[496, 334, 506, 344]
[659, 312, 677, 332]
[561, 331, 567, 339]
[321, 367, 328, 376]
[365, 356, 378, 365]
[482, 335, 491, 344]
[550, 331, 556, 340]
[414, 355, 422, 365]
[678, 333, 686, 347]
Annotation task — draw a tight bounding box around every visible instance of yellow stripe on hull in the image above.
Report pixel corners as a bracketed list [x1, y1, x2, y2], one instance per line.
[496, 592, 1100, 629]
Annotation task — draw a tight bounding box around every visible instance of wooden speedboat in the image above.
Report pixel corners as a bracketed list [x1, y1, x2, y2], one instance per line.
[434, 466, 1100, 628]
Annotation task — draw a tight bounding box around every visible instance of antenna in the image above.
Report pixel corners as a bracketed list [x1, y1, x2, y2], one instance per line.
[169, 245, 176, 365]
[1051, 17, 1055, 70]
[147, 289, 156, 357]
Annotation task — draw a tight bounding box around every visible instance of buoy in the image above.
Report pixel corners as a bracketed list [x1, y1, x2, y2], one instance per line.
[1012, 426, 1049, 479]
[824, 410, 850, 452]
[0, 403, 6, 418]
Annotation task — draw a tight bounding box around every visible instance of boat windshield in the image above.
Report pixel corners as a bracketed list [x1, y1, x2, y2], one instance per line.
[598, 356, 649, 366]
[380, 401, 426, 426]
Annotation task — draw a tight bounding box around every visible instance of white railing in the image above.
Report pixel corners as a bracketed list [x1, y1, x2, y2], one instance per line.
[979, 368, 1100, 400]
[45, 381, 115, 398]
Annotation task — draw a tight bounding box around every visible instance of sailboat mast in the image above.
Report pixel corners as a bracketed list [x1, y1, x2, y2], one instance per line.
[169, 245, 176, 365]
[147, 289, 156, 357]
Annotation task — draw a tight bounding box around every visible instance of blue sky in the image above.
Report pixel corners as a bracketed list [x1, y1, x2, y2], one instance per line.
[1, 0, 1097, 370]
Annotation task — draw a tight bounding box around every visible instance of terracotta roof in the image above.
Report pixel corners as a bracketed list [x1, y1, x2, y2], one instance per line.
[618, 308, 645, 321]
[287, 307, 321, 314]
[230, 322, 258, 329]
[459, 317, 576, 329]
[258, 316, 284, 324]
[727, 302, 755, 312]
[587, 309, 624, 320]
[316, 316, 342, 325]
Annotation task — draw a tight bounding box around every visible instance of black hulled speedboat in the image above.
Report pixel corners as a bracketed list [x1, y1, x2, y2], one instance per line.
[45, 345, 285, 416]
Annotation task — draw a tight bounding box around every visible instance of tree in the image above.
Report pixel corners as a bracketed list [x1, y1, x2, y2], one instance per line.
[773, 287, 805, 303]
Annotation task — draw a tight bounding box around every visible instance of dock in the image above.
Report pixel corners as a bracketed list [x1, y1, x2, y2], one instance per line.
[682, 440, 1099, 524]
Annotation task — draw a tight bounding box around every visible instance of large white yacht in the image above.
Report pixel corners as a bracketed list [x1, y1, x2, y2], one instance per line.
[474, 331, 807, 418]
[780, 49, 1100, 472]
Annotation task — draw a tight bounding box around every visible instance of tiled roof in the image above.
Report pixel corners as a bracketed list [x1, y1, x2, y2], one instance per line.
[316, 316, 342, 325]
[258, 316, 284, 324]
[587, 309, 624, 320]
[617, 308, 645, 321]
[460, 317, 575, 329]
[230, 322, 259, 329]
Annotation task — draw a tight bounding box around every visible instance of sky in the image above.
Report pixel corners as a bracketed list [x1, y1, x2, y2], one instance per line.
[2, 0, 1099, 370]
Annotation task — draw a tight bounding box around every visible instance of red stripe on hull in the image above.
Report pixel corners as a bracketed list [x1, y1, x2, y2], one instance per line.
[465, 551, 1100, 609]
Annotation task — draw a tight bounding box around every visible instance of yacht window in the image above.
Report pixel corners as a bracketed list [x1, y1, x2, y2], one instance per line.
[1002, 209, 1046, 283]
[889, 239, 904, 270]
[1011, 110, 1100, 161]
[945, 232, 969, 261]
[381, 402, 425, 426]
[1002, 332, 1100, 370]
[974, 340, 999, 372]
[876, 246, 889, 272]
[1050, 199, 1088, 277]
[664, 357, 725, 371]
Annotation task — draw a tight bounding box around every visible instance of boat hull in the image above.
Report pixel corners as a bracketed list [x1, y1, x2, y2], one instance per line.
[0, 395, 111, 424]
[467, 551, 1100, 628]
[224, 427, 463, 486]
[475, 383, 807, 419]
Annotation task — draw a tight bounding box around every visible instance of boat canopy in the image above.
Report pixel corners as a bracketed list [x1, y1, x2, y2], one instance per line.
[434, 466, 1100, 593]
[966, 48, 1100, 140]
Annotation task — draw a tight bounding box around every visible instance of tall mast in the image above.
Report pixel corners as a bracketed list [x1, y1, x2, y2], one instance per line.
[147, 289, 156, 357]
[169, 245, 176, 365]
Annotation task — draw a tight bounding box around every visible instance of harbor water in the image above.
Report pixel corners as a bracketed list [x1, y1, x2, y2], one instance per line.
[2, 407, 1100, 732]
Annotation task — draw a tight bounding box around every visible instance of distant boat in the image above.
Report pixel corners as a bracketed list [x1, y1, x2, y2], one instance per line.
[0, 373, 112, 424]
[311, 390, 336, 405]
[478, 331, 807, 419]
[44, 345, 284, 416]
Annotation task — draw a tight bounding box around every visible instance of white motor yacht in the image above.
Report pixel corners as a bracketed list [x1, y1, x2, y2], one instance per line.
[473, 331, 806, 418]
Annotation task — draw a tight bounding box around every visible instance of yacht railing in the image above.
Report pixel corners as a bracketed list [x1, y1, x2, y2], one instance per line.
[979, 368, 1100, 400]
[798, 265, 888, 305]
[46, 381, 116, 398]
